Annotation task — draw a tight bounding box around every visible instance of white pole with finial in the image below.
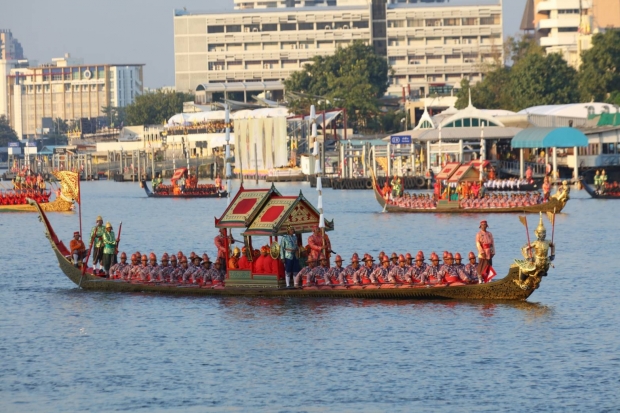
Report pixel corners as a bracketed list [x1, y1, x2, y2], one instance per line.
[225, 104, 232, 206]
[310, 105, 325, 235]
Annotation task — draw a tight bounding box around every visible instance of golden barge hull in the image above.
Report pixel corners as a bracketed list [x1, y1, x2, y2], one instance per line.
[371, 171, 567, 214]
[32, 200, 543, 301]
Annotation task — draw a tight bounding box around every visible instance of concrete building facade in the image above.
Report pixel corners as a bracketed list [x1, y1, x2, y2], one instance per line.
[6, 54, 144, 139]
[174, 0, 503, 100]
[522, 0, 620, 68]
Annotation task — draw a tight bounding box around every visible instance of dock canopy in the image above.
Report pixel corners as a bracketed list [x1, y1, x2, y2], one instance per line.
[511, 127, 588, 148]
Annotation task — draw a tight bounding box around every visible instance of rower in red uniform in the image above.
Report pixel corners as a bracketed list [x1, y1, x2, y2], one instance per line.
[214, 228, 233, 269]
[238, 246, 251, 270]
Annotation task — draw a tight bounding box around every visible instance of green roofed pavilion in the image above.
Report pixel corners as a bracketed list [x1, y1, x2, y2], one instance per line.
[511, 127, 588, 149]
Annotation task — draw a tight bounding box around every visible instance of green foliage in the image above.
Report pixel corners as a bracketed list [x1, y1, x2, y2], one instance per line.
[101, 106, 127, 128]
[125, 90, 194, 126]
[509, 52, 578, 110]
[0, 115, 19, 146]
[284, 41, 390, 125]
[455, 66, 511, 110]
[505, 34, 544, 65]
[579, 30, 620, 102]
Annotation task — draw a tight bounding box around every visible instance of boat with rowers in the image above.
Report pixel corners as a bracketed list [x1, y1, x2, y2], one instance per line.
[1, 170, 79, 213]
[371, 161, 570, 214]
[580, 177, 620, 199]
[31, 183, 556, 301]
[141, 167, 227, 199]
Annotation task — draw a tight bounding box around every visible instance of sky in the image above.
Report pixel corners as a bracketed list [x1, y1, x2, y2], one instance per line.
[0, 0, 526, 89]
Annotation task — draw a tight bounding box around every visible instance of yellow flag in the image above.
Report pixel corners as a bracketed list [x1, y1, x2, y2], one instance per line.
[518, 216, 527, 227]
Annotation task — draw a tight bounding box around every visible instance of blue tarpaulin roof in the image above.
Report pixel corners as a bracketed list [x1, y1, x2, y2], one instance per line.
[511, 127, 588, 148]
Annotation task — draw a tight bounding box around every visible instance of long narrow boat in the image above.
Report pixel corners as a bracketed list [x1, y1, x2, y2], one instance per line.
[141, 167, 227, 199]
[580, 177, 620, 199]
[141, 180, 227, 199]
[31, 185, 553, 301]
[0, 171, 79, 213]
[371, 169, 569, 214]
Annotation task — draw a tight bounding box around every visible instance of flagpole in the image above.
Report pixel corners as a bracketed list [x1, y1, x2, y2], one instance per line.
[310, 105, 326, 256]
[78, 173, 83, 238]
[225, 104, 232, 206]
[521, 216, 533, 260]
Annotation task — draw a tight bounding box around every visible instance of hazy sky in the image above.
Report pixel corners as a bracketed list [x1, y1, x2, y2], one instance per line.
[0, 0, 526, 89]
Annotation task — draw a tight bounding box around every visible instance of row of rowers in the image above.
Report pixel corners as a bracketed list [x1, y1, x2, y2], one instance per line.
[293, 250, 484, 287]
[108, 251, 226, 284]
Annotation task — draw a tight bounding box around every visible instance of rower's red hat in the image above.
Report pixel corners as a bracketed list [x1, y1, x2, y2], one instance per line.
[469, 251, 476, 259]
[351, 253, 359, 263]
[161, 253, 169, 260]
[417, 250, 425, 258]
[335, 255, 343, 262]
[480, 220, 488, 228]
[149, 252, 156, 260]
[131, 254, 137, 260]
[141, 254, 148, 261]
[120, 252, 127, 258]
[398, 254, 405, 262]
[430, 252, 439, 261]
[405, 252, 412, 259]
[381, 256, 390, 263]
[363, 256, 375, 262]
[454, 252, 462, 260]
[73, 231, 80, 236]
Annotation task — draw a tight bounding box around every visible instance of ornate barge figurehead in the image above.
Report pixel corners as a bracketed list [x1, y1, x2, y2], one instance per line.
[39, 171, 80, 212]
[551, 180, 571, 210]
[514, 213, 555, 291]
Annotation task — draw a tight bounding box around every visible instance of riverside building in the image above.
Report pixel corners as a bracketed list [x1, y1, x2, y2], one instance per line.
[6, 54, 144, 139]
[173, 0, 503, 101]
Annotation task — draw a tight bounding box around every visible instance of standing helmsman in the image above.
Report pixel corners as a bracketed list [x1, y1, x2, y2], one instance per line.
[280, 225, 301, 288]
[475, 220, 495, 283]
[102, 222, 117, 277]
[90, 216, 106, 274]
[214, 228, 233, 269]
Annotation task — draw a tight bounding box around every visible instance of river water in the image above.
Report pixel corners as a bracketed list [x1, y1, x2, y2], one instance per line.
[1, 180, 619, 412]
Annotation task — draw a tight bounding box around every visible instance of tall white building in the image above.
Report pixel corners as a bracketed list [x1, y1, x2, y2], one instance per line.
[1, 29, 27, 120]
[174, 0, 502, 101]
[522, 0, 620, 68]
[6, 54, 144, 139]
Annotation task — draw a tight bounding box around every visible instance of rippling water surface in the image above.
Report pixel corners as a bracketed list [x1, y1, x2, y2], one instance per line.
[1, 180, 619, 412]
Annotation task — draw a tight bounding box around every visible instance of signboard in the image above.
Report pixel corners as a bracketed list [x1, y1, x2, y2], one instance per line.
[8, 142, 19, 147]
[26, 142, 37, 147]
[54, 148, 67, 155]
[391, 135, 412, 145]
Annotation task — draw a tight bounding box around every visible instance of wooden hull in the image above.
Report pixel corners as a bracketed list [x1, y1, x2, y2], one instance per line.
[142, 181, 227, 199]
[32, 199, 544, 301]
[581, 178, 620, 199]
[371, 171, 567, 214]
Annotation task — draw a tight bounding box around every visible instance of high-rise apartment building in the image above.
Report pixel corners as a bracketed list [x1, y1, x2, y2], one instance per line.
[174, 0, 503, 101]
[0, 29, 24, 60]
[6, 54, 144, 139]
[1, 29, 26, 120]
[521, 0, 620, 68]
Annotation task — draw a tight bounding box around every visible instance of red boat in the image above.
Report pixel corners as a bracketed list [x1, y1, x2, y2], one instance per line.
[141, 167, 227, 199]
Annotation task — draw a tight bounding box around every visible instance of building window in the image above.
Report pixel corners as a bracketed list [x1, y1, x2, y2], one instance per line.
[388, 20, 405, 28]
[244, 24, 260, 32]
[317, 22, 333, 30]
[64, 74, 71, 80]
[226, 25, 241, 33]
[480, 15, 500, 25]
[407, 19, 423, 27]
[65, 84, 71, 92]
[444, 18, 460, 26]
[298, 22, 314, 31]
[208, 44, 225, 52]
[426, 19, 441, 27]
[602, 143, 616, 154]
[207, 25, 225, 34]
[462, 18, 478, 26]
[559, 27, 578, 32]
[558, 9, 579, 14]
[261, 23, 277, 32]
[352, 20, 369, 29]
[280, 23, 296, 31]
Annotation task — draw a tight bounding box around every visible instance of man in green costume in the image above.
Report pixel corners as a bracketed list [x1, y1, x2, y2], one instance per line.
[102, 222, 117, 278]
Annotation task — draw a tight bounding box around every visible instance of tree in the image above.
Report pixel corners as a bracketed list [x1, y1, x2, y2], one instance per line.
[579, 29, 620, 102]
[284, 41, 390, 126]
[0, 115, 19, 146]
[509, 52, 578, 110]
[125, 90, 195, 126]
[455, 66, 511, 110]
[101, 106, 127, 128]
[505, 34, 544, 65]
